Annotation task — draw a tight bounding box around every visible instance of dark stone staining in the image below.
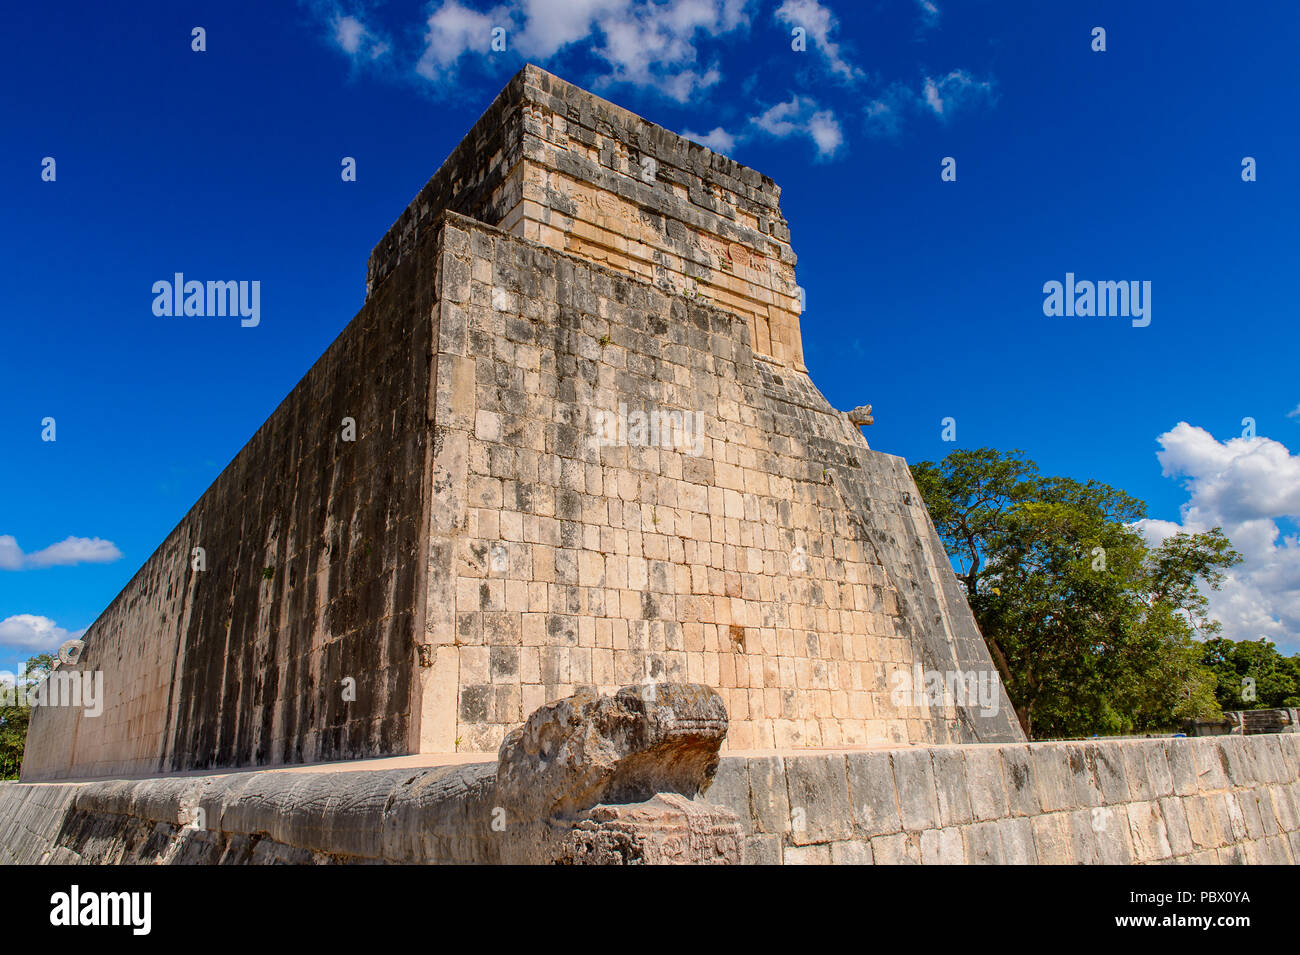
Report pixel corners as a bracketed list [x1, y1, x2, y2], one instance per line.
[164, 220, 438, 772]
[461, 686, 490, 723]
[491, 647, 519, 680]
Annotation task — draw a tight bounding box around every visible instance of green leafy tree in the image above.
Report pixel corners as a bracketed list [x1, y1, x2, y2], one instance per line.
[912, 449, 1239, 738]
[0, 652, 52, 780]
[1198, 637, 1300, 710]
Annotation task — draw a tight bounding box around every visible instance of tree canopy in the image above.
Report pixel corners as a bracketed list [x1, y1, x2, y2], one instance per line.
[0, 652, 51, 780]
[910, 448, 1271, 739]
[1198, 636, 1300, 710]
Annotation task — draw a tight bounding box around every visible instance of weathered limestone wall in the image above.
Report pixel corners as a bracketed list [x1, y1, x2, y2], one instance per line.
[711, 734, 1300, 864]
[369, 65, 803, 370]
[421, 212, 1021, 753]
[4, 734, 1295, 865]
[365, 69, 530, 300]
[21, 65, 1013, 781]
[21, 229, 440, 781]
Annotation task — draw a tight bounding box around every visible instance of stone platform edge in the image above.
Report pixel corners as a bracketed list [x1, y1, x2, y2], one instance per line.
[2, 734, 1296, 865]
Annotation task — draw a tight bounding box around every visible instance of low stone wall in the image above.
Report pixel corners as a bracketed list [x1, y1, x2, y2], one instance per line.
[711, 734, 1300, 864]
[2, 733, 1295, 865]
[0, 765, 499, 865]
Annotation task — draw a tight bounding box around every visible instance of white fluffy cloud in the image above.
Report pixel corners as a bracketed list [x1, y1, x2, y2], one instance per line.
[862, 70, 994, 137]
[415, 0, 749, 100]
[513, 0, 751, 59]
[313, 3, 391, 61]
[311, 0, 996, 149]
[681, 125, 738, 153]
[511, 0, 622, 58]
[334, 14, 390, 60]
[773, 0, 861, 81]
[689, 95, 844, 160]
[1154, 422, 1300, 525]
[750, 95, 842, 158]
[921, 69, 994, 117]
[1135, 422, 1300, 653]
[806, 107, 844, 155]
[864, 79, 940, 137]
[0, 535, 123, 570]
[417, 1, 502, 79]
[0, 614, 85, 653]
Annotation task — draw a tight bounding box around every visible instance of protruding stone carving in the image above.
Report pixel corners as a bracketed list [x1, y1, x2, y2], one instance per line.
[847, 405, 874, 426]
[557, 793, 741, 865]
[494, 683, 741, 864]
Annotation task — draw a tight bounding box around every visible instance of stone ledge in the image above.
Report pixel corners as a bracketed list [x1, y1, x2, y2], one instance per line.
[4, 733, 1294, 865]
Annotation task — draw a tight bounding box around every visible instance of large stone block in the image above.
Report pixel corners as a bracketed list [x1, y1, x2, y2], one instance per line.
[559, 794, 741, 865]
[1000, 745, 1040, 816]
[1164, 741, 1199, 796]
[1030, 813, 1073, 865]
[996, 816, 1037, 864]
[964, 747, 1010, 821]
[963, 821, 1005, 864]
[1126, 801, 1172, 863]
[1030, 744, 1075, 813]
[847, 751, 902, 837]
[784, 754, 853, 845]
[931, 749, 975, 826]
[920, 827, 965, 864]
[871, 831, 921, 864]
[892, 749, 941, 831]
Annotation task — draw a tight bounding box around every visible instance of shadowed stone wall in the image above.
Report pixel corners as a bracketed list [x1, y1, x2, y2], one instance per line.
[21, 229, 439, 781]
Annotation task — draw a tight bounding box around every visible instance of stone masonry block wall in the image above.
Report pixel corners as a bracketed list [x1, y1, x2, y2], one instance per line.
[21, 65, 1014, 781]
[421, 212, 1021, 753]
[515, 67, 803, 370]
[21, 228, 441, 781]
[365, 69, 530, 299]
[706, 734, 1300, 864]
[369, 65, 803, 370]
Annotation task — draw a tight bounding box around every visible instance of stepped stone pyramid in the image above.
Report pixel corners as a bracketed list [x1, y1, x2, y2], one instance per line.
[22, 65, 1021, 782]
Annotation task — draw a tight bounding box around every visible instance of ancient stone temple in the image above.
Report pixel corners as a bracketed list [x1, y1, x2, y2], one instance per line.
[9, 67, 1299, 869]
[21, 64, 1021, 783]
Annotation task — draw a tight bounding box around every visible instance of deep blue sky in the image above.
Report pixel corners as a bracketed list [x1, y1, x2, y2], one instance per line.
[3, 0, 1298, 670]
